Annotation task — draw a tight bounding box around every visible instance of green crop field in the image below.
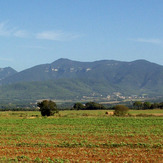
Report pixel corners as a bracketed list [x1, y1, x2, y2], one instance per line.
[0, 110, 162, 162]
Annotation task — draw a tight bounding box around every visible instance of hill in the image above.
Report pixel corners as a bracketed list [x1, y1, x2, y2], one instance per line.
[0, 58, 163, 103]
[0, 67, 17, 81]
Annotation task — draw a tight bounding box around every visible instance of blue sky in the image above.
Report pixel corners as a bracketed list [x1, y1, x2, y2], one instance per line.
[0, 0, 163, 71]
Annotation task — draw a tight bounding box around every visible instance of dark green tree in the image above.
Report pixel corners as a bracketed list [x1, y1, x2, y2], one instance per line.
[37, 100, 58, 116]
[85, 102, 105, 110]
[113, 105, 129, 116]
[150, 103, 159, 109]
[143, 102, 151, 109]
[158, 102, 163, 109]
[73, 102, 85, 110]
[133, 101, 143, 109]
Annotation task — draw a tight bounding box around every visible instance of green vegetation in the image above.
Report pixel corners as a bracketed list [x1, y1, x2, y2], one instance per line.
[73, 102, 84, 110]
[113, 105, 129, 116]
[1, 59, 163, 104]
[37, 100, 58, 116]
[133, 101, 163, 110]
[85, 101, 106, 110]
[0, 99, 163, 112]
[0, 110, 162, 162]
[73, 101, 106, 110]
[133, 101, 143, 109]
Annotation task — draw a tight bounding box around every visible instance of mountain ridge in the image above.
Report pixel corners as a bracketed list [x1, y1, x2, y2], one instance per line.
[2, 58, 162, 84]
[0, 67, 17, 81]
[0, 58, 163, 102]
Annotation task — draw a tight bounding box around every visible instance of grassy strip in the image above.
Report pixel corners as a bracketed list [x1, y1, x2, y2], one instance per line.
[15, 142, 162, 149]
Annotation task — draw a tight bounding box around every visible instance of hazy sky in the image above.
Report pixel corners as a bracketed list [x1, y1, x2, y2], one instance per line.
[0, 0, 163, 71]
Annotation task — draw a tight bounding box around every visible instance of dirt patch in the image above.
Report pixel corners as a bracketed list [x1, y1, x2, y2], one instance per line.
[0, 146, 162, 162]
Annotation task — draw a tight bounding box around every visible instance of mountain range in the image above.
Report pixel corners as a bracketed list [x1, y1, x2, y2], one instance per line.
[0, 58, 163, 103]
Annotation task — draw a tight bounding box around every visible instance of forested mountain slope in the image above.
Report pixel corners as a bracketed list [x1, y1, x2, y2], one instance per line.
[0, 58, 163, 102]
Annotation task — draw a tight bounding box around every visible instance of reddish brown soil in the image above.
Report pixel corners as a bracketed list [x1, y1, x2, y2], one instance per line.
[0, 145, 162, 162]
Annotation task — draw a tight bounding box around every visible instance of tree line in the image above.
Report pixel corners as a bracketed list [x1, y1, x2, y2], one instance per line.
[0, 100, 162, 114]
[35, 100, 163, 117]
[73, 102, 105, 110]
[133, 101, 163, 110]
[37, 100, 130, 117]
[73, 101, 163, 110]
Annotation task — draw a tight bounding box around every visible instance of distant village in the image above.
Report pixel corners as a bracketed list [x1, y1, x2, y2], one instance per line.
[106, 92, 148, 100]
[82, 92, 149, 102]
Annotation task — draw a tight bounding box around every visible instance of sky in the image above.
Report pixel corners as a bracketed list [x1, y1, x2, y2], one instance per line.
[0, 0, 163, 71]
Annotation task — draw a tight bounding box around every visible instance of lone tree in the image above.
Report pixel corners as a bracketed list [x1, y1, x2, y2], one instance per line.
[113, 105, 129, 116]
[37, 100, 58, 116]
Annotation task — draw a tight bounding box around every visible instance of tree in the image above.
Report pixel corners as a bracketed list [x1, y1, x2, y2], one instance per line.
[37, 100, 58, 116]
[73, 102, 85, 110]
[158, 102, 163, 109]
[150, 103, 159, 109]
[143, 102, 151, 109]
[113, 105, 129, 116]
[85, 102, 105, 110]
[133, 101, 143, 109]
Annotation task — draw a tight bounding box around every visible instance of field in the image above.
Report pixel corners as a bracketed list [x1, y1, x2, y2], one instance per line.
[0, 110, 162, 162]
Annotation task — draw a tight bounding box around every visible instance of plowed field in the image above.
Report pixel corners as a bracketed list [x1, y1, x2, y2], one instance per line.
[0, 111, 162, 162]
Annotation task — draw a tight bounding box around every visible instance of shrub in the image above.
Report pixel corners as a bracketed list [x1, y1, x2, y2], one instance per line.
[113, 105, 129, 116]
[37, 100, 58, 116]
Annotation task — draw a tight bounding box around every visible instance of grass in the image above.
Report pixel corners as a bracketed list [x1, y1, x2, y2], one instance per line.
[129, 109, 163, 114]
[0, 110, 162, 162]
[0, 109, 162, 118]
